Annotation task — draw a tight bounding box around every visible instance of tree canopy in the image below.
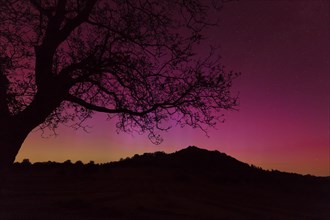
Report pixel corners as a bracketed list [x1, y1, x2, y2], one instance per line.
[0, 0, 238, 145]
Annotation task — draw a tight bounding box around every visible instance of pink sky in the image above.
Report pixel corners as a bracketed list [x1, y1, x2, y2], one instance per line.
[16, 0, 329, 176]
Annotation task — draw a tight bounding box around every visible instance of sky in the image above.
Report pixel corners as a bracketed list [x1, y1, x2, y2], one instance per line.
[16, 0, 329, 176]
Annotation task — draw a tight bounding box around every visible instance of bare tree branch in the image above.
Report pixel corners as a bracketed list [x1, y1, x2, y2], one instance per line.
[0, 0, 238, 145]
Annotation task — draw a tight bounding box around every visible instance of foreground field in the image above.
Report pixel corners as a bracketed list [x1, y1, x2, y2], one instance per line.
[1, 147, 329, 219]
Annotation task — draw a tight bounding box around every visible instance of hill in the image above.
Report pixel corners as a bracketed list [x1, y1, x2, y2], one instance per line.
[109, 146, 326, 184]
[1, 146, 329, 220]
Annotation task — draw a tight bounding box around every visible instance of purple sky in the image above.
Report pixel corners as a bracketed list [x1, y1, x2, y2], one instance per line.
[17, 0, 329, 176]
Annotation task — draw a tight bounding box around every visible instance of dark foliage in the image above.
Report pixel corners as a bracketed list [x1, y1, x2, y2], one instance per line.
[4, 146, 329, 220]
[13, 146, 329, 186]
[0, 0, 239, 180]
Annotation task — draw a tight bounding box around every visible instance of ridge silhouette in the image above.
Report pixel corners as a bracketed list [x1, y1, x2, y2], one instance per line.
[110, 146, 327, 184]
[3, 146, 329, 220]
[115, 146, 252, 171]
[13, 146, 328, 185]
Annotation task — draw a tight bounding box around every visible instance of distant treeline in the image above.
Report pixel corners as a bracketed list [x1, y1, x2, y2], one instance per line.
[15, 158, 99, 166]
[12, 147, 328, 184]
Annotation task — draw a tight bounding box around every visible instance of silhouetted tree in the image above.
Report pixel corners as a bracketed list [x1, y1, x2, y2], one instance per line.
[63, 159, 72, 166]
[75, 160, 84, 166]
[0, 0, 239, 184]
[21, 158, 32, 166]
[88, 160, 95, 165]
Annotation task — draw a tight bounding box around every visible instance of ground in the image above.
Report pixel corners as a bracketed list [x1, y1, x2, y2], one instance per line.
[0, 166, 329, 220]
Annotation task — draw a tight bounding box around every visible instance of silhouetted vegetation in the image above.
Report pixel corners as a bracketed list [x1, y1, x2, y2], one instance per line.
[2, 146, 329, 220]
[0, 0, 239, 184]
[12, 146, 329, 186]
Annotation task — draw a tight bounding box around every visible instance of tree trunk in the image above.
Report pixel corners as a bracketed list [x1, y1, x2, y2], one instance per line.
[0, 120, 31, 193]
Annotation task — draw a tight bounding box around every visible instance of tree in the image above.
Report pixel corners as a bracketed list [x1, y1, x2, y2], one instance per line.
[0, 0, 238, 184]
[21, 158, 32, 166]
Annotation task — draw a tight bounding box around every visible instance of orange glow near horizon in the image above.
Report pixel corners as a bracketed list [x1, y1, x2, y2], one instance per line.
[15, 0, 330, 177]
